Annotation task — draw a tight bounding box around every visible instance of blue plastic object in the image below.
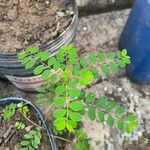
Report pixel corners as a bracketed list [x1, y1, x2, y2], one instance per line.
[119, 0, 150, 84]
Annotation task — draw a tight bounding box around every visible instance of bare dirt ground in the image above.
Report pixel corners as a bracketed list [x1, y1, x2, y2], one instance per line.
[0, 0, 72, 53]
[0, 8, 150, 150]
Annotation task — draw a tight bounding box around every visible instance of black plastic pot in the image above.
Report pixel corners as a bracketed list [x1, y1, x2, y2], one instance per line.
[0, 97, 58, 150]
[0, 0, 78, 77]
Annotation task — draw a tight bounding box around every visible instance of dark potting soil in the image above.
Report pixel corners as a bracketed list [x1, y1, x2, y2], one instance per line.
[0, 0, 73, 53]
[0, 104, 51, 150]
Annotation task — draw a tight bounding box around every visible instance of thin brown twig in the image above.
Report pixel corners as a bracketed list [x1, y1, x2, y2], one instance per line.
[19, 111, 44, 128]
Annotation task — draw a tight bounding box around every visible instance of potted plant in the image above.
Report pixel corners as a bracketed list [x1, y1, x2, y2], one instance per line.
[0, 0, 78, 90]
[0, 97, 57, 150]
[16, 44, 138, 149]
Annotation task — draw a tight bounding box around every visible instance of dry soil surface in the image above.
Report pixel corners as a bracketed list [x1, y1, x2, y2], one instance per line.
[0, 0, 72, 53]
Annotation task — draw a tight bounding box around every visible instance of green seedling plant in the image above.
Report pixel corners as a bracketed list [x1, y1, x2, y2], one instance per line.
[2, 102, 29, 120]
[17, 102, 30, 116]
[18, 44, 138, 140]
[15, 121, 25, 130]
[1, 102, 43, 149]
[2, 103, 17, 120]
[20, 127, 42, 150]
[74, 129, 90, 150]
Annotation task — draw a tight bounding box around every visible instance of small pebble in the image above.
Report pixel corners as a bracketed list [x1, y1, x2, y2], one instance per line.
[7, 7, 18, 21]
[45, 0, 50, 5]
[83, 26, 87, 31]
[117, 87, 123, 92]
[38, 120, 42, 125]
[25, 126, 33, 132]
[104, 87, 108, 91]
[57, 11, 66, 17]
